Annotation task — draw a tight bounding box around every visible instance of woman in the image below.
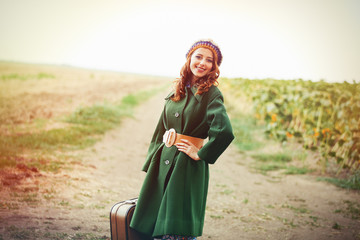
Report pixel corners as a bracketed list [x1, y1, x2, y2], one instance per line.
[130, 39, 234, 240]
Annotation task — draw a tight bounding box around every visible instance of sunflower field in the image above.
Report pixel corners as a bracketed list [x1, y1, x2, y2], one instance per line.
[222, 78, 360, 173]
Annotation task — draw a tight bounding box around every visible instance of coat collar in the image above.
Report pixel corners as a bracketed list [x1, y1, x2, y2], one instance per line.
[190, 86, 203, 103]
[164, 86, 204, 102]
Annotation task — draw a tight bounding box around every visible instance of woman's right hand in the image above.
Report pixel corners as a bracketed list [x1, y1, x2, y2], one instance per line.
[175, 139, 201, 161]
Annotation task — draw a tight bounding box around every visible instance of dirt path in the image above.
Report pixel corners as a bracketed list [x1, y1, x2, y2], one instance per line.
[1, 89, 360, 239]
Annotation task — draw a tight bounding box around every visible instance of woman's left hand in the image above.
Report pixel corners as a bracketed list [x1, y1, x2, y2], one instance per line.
[175, 139, 201, 161]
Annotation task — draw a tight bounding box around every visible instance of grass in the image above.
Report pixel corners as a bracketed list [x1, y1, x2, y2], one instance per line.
[22, 193, 39, 205]
[283, 166, 314, 175]
[210, 215, 224, 219]
[1, 225, 108, 240]
[222, 88, 264, 152]
[250, 151, 314, 176]
[222, 86, 315, 176]
[221, 79, 360, 188]
[277, 217, 298, 228]
[251, 152, 291, 175]
[230, 116, 264, 151]
[307, 215, 321, 227]
[0, 202, 19, 210]
[344, 200, 360, 219]
[66, 104, 126, 133]
[317, 170, 360, 190]
[0, 87, 164, 171]
[332, 222, 341, 230]
[334, 200, 360, 220]
[252, 152, 292, 163]
[256, 163, 284, 173]
[0, 72, 55, 81]
[282, 204, 310, 214]
[220, 189, 234, 195]
[59, 200, 70, 206]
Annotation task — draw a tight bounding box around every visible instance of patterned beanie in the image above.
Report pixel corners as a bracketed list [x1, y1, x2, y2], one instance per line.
[186, 39, 223, 66]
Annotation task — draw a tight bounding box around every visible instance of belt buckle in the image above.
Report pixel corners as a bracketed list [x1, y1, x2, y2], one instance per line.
[163, 128, 176, 147]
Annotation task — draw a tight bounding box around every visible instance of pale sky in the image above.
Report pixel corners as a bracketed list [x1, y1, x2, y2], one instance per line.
[0, 0, 359, 82]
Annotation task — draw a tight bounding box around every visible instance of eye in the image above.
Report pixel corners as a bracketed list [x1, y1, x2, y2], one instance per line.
[195, 55, 202, 60]
[206, 59, 213, 63]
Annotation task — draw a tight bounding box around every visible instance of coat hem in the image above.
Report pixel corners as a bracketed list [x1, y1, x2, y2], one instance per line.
[152, 219, 203, 238]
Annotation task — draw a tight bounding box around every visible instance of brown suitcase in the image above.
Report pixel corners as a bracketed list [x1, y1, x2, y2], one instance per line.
[110, 198, 151, 240]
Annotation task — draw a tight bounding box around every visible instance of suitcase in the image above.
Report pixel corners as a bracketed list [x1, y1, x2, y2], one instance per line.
[110, 198, 151, 240]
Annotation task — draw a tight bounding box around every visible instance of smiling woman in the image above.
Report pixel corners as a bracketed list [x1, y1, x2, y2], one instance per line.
[189, 48, 214, 79]
[129, 39, 234, 239]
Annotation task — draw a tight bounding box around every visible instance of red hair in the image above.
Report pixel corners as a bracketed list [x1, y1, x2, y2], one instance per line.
[171, 50, 220, 102]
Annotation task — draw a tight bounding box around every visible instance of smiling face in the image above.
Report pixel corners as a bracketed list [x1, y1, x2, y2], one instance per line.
[189, 48, 214, 81]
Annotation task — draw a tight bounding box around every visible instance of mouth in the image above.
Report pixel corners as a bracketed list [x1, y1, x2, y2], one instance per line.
[196, 66, 206, 72]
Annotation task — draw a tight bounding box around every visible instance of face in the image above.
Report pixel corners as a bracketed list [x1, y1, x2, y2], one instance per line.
[189, 48, 214, 80]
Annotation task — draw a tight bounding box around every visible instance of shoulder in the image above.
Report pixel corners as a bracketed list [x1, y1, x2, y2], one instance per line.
[206, 85, 224, 101]
[165, 91, 175, 100]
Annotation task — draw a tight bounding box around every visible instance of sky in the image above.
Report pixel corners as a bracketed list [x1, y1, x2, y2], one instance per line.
[0, 0, 359, 82]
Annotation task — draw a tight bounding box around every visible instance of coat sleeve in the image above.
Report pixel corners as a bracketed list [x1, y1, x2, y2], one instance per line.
[197, 92, 234, 164]
[141, 106, 166, 172]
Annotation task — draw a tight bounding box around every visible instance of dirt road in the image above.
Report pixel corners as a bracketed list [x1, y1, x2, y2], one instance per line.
[0, 66, 359, 239]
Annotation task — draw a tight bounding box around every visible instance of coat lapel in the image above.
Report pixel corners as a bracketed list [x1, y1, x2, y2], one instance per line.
[191, 86, 204, 103]
[165, 86, 204, 102]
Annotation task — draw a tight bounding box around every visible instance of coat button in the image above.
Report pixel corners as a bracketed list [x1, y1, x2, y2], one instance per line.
[175, 112, 180, 118]
[164, 160, 170, 165]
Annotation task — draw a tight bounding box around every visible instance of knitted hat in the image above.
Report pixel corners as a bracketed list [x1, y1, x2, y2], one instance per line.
[186, 39, 223, 66]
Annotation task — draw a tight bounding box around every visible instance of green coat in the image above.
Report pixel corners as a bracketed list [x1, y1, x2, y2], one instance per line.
[130, 85, 234, 237]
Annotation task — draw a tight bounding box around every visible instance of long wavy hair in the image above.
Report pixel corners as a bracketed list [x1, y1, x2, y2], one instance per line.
[171, 50, 220, 102]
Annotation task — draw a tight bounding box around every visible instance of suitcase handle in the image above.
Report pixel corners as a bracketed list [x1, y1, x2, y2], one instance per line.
[124, 199, 138, 205]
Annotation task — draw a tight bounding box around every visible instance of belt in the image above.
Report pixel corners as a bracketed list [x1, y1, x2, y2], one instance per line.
[163, 128, 204, 149]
